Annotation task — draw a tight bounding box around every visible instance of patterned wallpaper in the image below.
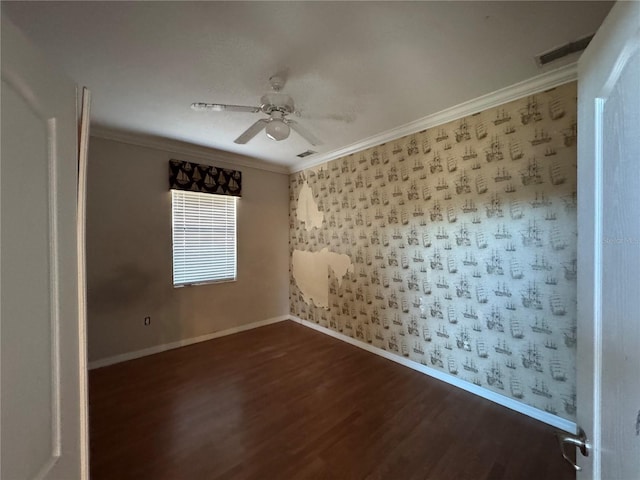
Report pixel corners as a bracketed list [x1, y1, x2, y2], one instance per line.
[289, 82, 578, 420]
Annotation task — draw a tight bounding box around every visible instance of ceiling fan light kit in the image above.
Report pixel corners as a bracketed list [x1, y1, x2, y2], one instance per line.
[265, 114, 290, 141]
[191, 74, 324, 147]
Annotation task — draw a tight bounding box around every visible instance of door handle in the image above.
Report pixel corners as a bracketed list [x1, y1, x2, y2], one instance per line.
[556, 427, 590, 471]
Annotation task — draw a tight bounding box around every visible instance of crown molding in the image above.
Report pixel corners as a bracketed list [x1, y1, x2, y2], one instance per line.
[90, 63, 577, 177]
[290, 63, 578, 173]
[90, 127, 290, 175]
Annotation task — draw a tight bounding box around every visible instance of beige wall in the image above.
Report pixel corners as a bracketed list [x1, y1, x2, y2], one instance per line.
[86, 137, 290, 362]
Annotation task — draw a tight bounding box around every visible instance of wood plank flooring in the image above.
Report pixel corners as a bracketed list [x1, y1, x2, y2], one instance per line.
[89, 321, 575, 480]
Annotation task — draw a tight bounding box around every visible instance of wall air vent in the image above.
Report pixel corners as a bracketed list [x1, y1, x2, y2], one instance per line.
[535, 33, 595, 66]
[297, 150, 316, 158]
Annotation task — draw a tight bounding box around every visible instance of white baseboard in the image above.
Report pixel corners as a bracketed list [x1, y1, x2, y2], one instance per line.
[88, 315, 289, 370]
[289, 315, 577, 434]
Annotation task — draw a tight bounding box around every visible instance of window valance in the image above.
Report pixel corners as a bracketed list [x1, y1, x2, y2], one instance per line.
[169, 159, 242, 197]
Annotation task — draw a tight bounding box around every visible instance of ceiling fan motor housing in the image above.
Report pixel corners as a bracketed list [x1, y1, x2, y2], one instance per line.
[260, 93, 294, 115]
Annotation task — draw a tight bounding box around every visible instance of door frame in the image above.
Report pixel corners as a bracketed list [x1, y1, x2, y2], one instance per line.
[576, 1, 640, 477]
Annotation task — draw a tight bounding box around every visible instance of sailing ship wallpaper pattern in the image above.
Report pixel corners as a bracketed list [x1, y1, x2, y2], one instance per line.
[289, 82, 578, 420]
[169, 159, 242, 196]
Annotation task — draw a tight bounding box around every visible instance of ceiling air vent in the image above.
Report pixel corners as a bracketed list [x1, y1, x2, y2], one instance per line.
[535, 33, 595, 66]
[297, 150, 316, 158]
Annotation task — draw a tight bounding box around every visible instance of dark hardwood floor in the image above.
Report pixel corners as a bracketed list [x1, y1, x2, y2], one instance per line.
[89, 321, 575, 480]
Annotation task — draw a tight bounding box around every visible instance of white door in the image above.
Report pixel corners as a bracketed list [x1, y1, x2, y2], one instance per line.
[575, 1, 640, 478]
[1, 15, 89, 480]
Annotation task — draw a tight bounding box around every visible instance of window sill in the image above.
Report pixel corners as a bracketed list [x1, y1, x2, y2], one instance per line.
[173, 278, 237, 288]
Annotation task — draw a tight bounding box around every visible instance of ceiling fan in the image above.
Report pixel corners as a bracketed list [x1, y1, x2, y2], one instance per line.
[191, 75, 322, 146]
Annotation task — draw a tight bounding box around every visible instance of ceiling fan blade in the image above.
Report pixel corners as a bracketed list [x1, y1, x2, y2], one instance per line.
[287, 120, 322, 146]
[234, 119, 268, 144]
[192, 102, 261, 113]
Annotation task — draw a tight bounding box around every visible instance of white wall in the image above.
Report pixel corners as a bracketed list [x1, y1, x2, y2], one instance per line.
[86, 136, 290, 363]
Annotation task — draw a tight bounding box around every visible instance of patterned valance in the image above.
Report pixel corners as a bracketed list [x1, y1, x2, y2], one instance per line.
[169, 159, 242, 197]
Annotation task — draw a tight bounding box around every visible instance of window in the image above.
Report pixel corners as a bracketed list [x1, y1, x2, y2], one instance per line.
[171, 189, 237, 286]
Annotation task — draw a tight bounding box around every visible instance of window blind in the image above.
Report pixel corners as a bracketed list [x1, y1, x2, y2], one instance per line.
[171, 190, 237, 286]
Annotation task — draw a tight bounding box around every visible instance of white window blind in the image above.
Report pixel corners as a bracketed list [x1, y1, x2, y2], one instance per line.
[171, 190, 237, 286]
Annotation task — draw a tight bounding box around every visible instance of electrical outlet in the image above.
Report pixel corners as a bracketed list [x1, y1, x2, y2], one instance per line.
[144, 316, 151, 326]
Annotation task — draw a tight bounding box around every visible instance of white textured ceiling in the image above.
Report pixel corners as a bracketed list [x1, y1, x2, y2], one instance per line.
[4, 1, 612, 170]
